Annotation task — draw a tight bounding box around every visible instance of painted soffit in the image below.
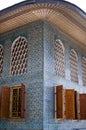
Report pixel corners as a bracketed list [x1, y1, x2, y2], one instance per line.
[0, 1, 86, 49]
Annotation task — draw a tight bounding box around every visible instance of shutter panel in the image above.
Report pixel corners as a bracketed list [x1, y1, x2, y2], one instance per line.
[79, 94, 86, 119]
[74, 91, 78, 119]
[76, 92, 80, 120]
[65, 89, 75, 119]
[55, 85, 64, 119]
[20, 84, 25, 118]
[1, 87, 10, 118]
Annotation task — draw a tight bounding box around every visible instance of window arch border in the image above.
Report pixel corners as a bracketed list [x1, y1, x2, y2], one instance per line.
[10, 36, 28, 76]
[82, 56, 86, 62]
[11, 36, 28, 50]
[55, 39, 65, 52]
[70, 49, 78, 83]
[55, 39, 65, 78]
[82, 56, 86, 86]
[70, 49, 78, 61]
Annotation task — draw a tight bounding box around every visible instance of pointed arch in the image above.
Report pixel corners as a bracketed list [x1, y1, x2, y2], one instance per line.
[54, 39, 65, 77]
[70, 49, 78, 83]
[11, 36, 28, 76]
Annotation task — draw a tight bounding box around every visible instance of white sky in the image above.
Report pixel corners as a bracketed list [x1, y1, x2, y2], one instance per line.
[0, 0, 86, 13]
[65, 0, 86, 12]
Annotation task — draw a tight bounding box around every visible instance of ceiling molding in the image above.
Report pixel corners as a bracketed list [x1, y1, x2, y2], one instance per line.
[0, 2, 86, 49]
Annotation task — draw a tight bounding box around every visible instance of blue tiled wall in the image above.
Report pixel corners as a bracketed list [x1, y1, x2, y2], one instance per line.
[0, 21, 44, 130]
[43, 22, 86, 130]
[0, 21, 86, 130]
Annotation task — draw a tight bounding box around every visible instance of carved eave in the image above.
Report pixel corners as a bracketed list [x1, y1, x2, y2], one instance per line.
[0, 1, 86, 49]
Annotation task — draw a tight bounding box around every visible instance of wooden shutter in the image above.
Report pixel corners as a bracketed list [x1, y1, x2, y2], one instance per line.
[55, 85, 64, 119]
[1, 86, 10, 118]
[79, 94, 86, 119]
[20, 84, 25, 118]
[74, 91, 78, 119]
[65, 89, 75, 119]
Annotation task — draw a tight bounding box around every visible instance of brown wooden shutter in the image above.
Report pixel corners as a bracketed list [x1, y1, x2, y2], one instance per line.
[1, 86, 10, 118]
[79, 94, 86, 119]
[65, 89, 75, 119]
[55, 85, 64, 119]
[20, 83, 25, 118]
[74, 91, 78, 119]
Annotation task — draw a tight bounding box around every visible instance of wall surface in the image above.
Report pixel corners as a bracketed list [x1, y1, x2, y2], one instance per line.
[43, 22, 86, 130]
[0, 21, 44, 130]
[0, 21, 86, 130]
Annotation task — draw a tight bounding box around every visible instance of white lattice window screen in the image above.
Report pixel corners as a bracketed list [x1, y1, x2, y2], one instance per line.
[70, 49, 78, 83]
[55, 39, 65, 77]
[11, 36, 28, 76]
[82, 57, 86, 86]
[0, 45, 3, 77]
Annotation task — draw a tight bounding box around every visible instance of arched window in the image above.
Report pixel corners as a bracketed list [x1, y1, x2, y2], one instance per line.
[70, 49, 78, 83]
[0, 45, 3, 77]
[11, 36, 28, 76]
[54, 39, 65, 77]
[82, 57, 86, 86]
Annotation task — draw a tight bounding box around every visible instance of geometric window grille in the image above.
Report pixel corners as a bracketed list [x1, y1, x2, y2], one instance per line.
[9, 84, 25, 118]
[0, 45, 3, 77]
[82, 57, 86, 86]
[70, 49, 78, 83]
[11, 36, 28, 76]
[54, 39, 65, 77]
[11, 86, 21, 117]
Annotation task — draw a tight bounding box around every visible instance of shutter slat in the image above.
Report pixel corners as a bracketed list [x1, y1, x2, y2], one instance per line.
[55, 85, 64, 119]
[74, 91, 78, 119]
[65, 89, 75, 119]
[1, 86, 10, 118]
[79, 94, 86, 120]
[20, 83, 25, 118]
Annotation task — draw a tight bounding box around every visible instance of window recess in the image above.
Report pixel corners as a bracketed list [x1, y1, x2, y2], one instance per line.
[65, 89, 77, 119]
[79, 94, 86, 120]
[0, 84, 25, 119]
[55, 85, 65, 120]
[55, 85, 79, 120]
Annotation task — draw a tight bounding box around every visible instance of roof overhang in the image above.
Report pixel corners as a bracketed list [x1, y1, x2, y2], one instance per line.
[0, 0, 86, 49]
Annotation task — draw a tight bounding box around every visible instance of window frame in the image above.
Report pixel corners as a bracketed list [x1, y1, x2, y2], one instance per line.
[70, 49, 78, 83]
[0, 84, 25, 119]
[10, 85, 22, 118]
[82, 57, 86, 86]
[10, 36, 28, 76]
[54, 39, 65, 78]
